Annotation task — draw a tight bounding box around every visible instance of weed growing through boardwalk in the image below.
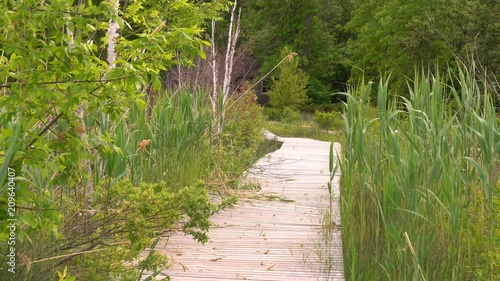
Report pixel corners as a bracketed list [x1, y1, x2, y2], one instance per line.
[305, 141, 344, 281]
[311, 211, 343, 281]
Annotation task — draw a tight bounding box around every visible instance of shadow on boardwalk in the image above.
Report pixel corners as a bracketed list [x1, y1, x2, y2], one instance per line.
[142, 132, 344, 280]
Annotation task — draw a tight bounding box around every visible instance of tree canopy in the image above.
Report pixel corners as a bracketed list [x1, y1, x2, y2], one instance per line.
[241, 0, 499, 105]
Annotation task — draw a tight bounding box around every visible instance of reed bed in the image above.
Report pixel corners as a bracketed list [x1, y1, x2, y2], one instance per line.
[93, 91, 213, 188]
[339, 65, 499, 280]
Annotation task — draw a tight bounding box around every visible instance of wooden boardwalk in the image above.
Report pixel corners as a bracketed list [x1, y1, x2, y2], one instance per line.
[142, 133, 344, 280]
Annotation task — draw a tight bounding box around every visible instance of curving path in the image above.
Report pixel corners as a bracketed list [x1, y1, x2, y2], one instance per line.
[142, 132, 344, 280]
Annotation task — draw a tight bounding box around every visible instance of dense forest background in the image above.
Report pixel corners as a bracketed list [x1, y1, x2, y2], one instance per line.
[237, 0, 499, 106]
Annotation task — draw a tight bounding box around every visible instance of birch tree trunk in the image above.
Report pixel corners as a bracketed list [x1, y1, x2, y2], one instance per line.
[211, 0, 241, 136]
[210, 19, 219, 134]
[222, 1, 241, 102]
[107, 0, 120, 69]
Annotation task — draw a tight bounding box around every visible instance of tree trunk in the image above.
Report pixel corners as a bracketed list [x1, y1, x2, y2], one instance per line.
[209, 1, 241, 136]
[210, 19, 220, 135]
[107, 0, 120, 68]
[219, 1, 241, 135]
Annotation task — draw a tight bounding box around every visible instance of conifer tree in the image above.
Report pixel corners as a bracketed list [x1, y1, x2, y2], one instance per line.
[268, 48, 309, 110]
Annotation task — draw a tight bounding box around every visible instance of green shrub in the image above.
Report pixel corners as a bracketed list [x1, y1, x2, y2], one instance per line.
[313, 111, 342, 131]
[281, 107, 301, 124]
[303, 102, 345, 113]
[262, 107, 283, 121]
[65, 180, 214, 281]
[220, 90, 265, 169]
[265, 122, 336, 142]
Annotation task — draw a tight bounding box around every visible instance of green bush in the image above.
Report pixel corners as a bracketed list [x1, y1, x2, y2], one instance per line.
[220, 90, 265, 169]
[313, 111, 342, 131]
[262, 106, 301, 124]
[265, 122, 335, 142]
[262, 107, 283, 121]
[303, 102, 345, 113]
[306, 78, 332, 105]
[282, 107, 301, 124]
[65, 180, 214, 281]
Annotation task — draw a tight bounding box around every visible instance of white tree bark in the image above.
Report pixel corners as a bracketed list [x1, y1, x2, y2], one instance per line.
[222, 1, 241, 104]
[107, 0, 120, 68]
[218, 1, 241, 135]
[208, 1, 242, 136]
[210, 20, 219, 132]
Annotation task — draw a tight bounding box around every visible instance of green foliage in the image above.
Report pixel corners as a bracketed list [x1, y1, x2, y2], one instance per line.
[347, 0, 451, 89]
[268, 48, 309, 110]
[0, 0, 262, 279]
[216, 89, 265, 175]
[57, 266, 76, 281]
[340, 65, 499, 280]
[302, 101, 346, 113]
[244, 0, 499, 104]
[265, 121, 336, 142]
[242, 0, 353, 100]
[67, 180, 214, 281]
[262, 106, 301, 124]
[0, 87, 268, 279]
[281, 108, 302, 124]
[346, 0, 500, 93]
[313, 111, 343, 131]
[0, 0, 229, 247]
[262, 107, 283, 121]
[98, 91, 212, 186]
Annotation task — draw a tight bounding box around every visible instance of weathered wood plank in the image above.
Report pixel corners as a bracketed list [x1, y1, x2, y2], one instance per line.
[142, 133, 343, 280]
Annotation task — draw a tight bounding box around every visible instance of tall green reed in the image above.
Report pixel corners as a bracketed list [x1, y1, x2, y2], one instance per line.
[340, 64, 499, 280]
[96, 90, 212, 188]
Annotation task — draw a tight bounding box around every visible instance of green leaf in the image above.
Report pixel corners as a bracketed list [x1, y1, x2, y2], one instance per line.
[143, 270, 162, 281]
[0, 117, 22, 195]
[113, 145, 123, 156]
[21, 214, 39, 228]
[151, 74, 161, 92]
[329, 141, 334, 174]
[465, 157, 490, 201]
[197, 47, 206, 59]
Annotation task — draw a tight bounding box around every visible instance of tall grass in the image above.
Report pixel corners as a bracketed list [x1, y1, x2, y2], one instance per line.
[93, 91, 212, 188]
[340, 65, 499, 280]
